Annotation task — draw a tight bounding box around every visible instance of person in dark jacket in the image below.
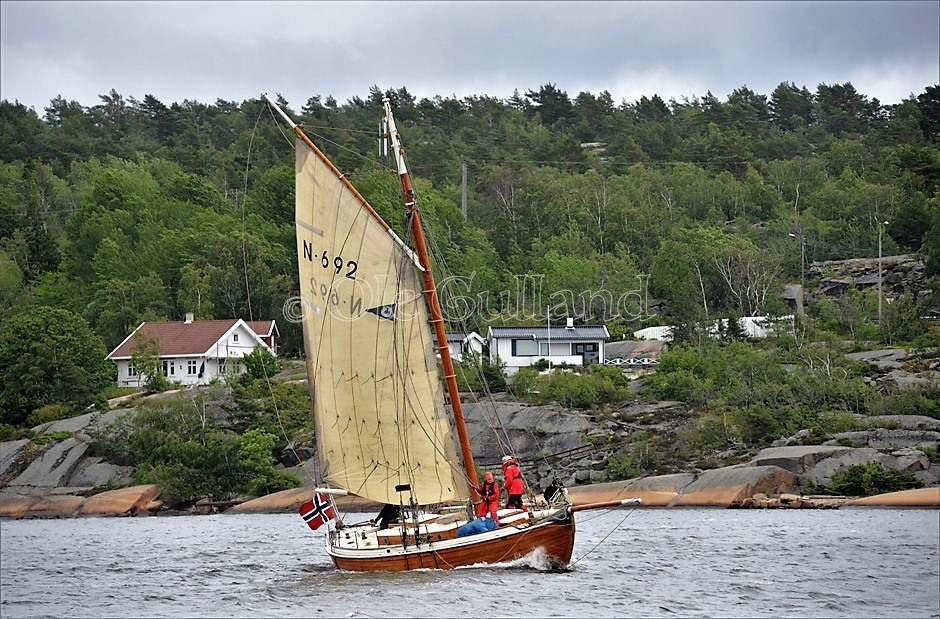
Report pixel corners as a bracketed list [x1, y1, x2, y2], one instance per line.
[373, 503, 400, 530]
[501, 455, 525, 510]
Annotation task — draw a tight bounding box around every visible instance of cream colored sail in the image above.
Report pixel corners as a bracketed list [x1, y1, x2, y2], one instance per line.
[295, 137, 467, 505]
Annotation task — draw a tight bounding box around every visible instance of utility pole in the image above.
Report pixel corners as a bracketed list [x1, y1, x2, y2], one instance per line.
[546, 305, 551, 370]
[461, 160, 468, 221]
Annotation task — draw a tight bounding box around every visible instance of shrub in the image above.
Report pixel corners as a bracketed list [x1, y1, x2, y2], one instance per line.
[540, 371, 599, 409]
[918, 446, 938, 464]
[236, 428, 302, 495]
[129, 334, 170, 393]
[455, 352, 507, 392]
[0, 424, 34, 442]
[89, 396, 301, 506]
[828, 462, 922, 496]
[606, 442, 658, 480]
[241, 346, 280, 382]
[26, 404, 73, 427]
[31, 431, 72, 445]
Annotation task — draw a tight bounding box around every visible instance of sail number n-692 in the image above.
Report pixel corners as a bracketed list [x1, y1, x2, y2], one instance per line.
[303, 240, 357, 280]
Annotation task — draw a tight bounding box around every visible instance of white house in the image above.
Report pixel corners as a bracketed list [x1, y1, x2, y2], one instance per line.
[488, 320, 609, 375]
[107, 314, 278, 387]
[444, 331, 486, 362]
[633, 315, 795, 342]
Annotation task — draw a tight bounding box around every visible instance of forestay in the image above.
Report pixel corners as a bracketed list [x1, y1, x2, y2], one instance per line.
[295, 137, 467, 505]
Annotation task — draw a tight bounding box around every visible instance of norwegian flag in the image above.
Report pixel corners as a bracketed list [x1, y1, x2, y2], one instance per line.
[299, 492, 335, 531]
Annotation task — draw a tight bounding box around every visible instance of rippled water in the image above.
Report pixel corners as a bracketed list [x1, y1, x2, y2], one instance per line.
[1, 508, 938, 618]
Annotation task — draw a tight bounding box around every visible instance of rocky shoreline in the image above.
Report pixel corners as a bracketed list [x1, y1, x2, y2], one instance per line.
[1, 482, 937, 521]
[2, 381, 937, 520]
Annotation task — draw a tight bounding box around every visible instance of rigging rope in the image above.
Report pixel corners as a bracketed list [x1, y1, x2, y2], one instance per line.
[248, 101, 312, 486]
[569, 504, 640, 567]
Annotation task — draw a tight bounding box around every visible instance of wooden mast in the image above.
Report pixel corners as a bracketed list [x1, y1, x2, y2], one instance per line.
[262, 92, 481, 503]
[382, 97, 481, 501]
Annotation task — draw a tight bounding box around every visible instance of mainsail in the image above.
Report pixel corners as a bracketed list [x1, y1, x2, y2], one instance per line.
[295, 137, 468, 505]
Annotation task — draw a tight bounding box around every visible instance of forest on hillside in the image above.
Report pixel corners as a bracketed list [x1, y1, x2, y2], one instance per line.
[1, 81, 939, 426]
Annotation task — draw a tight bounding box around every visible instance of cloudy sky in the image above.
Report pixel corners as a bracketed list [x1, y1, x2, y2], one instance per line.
[1, 1, 937, 114]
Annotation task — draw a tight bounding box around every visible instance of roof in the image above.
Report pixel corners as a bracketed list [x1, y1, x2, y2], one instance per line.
[246, 320, 279, 338]
[446, 331, 484, 343]
[633, 326, 673, 341]
[107, 319, 270, 359]
[488, 326, 609, 341]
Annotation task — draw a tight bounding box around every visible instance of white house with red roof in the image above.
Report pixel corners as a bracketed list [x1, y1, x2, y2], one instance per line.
[107, 313, 279, 387]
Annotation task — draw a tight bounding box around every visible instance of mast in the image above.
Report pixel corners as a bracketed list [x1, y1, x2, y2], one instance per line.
[383, 97, 481, 501]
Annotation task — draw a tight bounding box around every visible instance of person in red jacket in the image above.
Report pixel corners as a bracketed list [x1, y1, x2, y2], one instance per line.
[475, 471, 500, 525]
[501, 455, 525, 510]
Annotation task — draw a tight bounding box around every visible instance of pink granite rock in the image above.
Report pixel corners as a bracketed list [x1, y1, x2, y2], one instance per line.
[77, 485, 161, 516]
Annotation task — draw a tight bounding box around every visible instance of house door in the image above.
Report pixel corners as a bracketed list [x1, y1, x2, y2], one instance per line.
[573, 342, 599, 365]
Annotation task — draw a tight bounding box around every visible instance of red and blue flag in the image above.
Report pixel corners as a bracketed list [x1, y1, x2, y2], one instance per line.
[299, 493, 335, 531]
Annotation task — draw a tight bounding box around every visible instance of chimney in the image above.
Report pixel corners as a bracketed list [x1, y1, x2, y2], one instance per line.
[566, 317, 574, 329]
[185, 313, 194, 324]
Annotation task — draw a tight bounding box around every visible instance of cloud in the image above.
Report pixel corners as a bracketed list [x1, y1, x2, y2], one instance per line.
[1, 1, 936, 113]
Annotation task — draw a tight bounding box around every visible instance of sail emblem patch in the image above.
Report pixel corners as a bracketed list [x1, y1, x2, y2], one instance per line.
[366, 303, 397, 321]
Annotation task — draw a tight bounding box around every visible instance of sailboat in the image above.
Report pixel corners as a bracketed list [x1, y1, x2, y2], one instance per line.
[262, 93, 638, 572]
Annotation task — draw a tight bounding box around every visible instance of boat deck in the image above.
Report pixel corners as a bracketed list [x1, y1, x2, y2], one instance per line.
[331, 507, 545, 551]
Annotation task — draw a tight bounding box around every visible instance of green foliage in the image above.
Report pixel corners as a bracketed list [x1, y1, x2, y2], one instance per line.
[0, 424, 34, 442]
[227, 379, 313, 445]
[919, 446, 938, 464]
[541, 371, 600, 409]
[455, 352, 507, 392]
[827, 462, 922, 497]
[642, 340, 907, 449]
[129, 333, 169, 392]
[235, 429, 301, 495]
[0, 306, 113, 426]
[88, 395, 301, 506]
[1, 86, 938, 479]
[240, 345, 280, 382]
[511, 364, 630, 409]
[606, 442, 659, 480]
[25, 404, 73, 427]
[31, 430, 72, 445]
[910, 328, 940, 357]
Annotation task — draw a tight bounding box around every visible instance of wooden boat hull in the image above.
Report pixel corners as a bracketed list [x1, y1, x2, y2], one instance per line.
[327, 511, 576, 572]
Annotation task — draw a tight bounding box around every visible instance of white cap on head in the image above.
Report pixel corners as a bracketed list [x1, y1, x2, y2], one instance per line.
[502, 455, 513, 462]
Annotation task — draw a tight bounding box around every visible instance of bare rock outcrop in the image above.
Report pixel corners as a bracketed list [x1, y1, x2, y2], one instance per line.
[845, 487, 940, 507]
[76, 484, 161, 516]
[567, 465, 797, 507]
[228, 487, 379, 514]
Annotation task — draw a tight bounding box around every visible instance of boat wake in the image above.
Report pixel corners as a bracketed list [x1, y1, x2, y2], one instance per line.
[453, 547, 572, 573]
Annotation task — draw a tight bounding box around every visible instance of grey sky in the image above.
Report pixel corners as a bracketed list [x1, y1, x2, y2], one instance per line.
[1, 1, 937, 114]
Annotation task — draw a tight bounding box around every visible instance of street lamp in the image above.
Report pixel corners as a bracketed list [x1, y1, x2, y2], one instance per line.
[878, 220, 889, 325]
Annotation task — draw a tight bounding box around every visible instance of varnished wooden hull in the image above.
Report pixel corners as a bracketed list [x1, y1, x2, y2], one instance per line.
[327, 511, 576, 572]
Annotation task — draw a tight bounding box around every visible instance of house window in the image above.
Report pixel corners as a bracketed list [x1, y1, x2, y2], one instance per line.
[163, 360, 175, 376]
[187, 360, 197, 375]
[573, 343, 598, 354]
[128, 364, 137, 377]
[539, 342, 571, 356]
[233, 334, 239, 343]
[512, 339, 539, 356]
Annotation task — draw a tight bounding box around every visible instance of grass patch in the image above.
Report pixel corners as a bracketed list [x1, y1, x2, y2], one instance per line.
[31, 431, 73, 445]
